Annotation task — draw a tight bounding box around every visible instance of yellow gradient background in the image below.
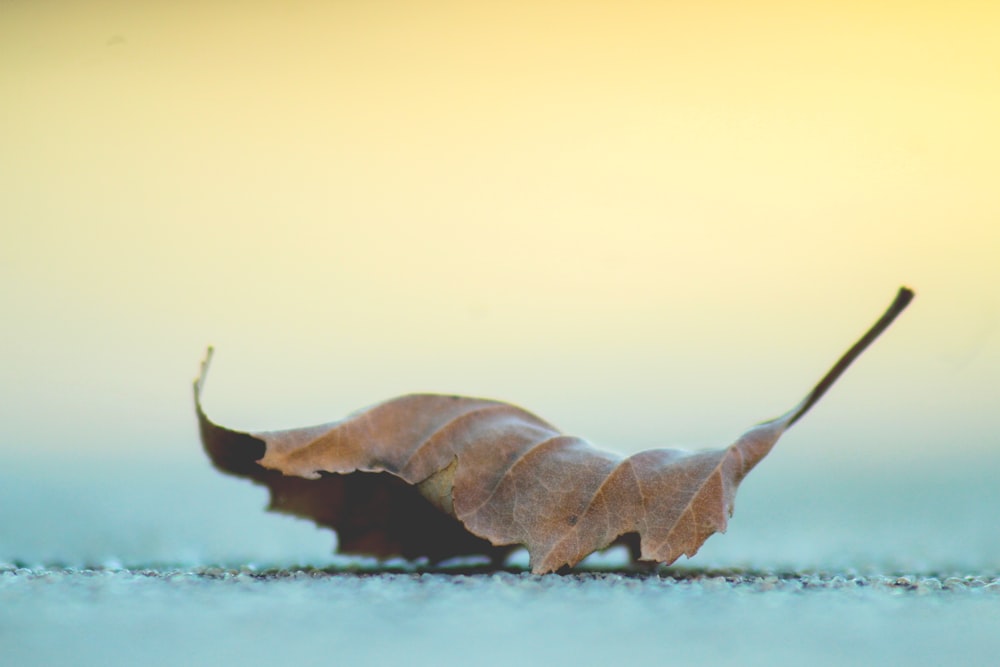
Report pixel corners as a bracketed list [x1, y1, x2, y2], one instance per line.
[2, 1, 998, 469]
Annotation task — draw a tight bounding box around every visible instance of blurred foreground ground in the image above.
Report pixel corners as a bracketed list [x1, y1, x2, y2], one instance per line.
[2, 455, 999, 665]
[3, 566, 1000, 667]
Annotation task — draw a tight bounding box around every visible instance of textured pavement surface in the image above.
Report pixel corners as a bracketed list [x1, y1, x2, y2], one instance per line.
[3, 564, 1000, 667]
[4, 457, 999, 666]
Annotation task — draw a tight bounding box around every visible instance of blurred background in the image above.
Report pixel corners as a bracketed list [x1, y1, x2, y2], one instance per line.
[2, 0, 998, 571]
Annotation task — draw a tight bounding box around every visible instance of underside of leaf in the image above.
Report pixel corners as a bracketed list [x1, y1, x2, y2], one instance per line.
[196, 287, 913, 573]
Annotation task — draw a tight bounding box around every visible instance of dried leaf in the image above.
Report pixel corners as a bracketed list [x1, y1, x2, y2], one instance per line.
[196, 287, 913, 573]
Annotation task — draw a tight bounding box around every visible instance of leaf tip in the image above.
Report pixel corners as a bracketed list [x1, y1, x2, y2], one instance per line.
[193, 347, 269, 474]
[194, 346, 215, 402]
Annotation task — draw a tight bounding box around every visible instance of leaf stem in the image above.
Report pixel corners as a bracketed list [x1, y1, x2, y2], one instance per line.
[786, 286, 914, 427]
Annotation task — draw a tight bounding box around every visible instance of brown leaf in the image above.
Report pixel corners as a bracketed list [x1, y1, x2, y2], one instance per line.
[196, 287, 913, 573]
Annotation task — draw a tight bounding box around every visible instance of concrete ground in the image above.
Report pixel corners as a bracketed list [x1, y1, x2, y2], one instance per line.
[3, 456, 998, 666]
[3, 565, 1000, 667]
